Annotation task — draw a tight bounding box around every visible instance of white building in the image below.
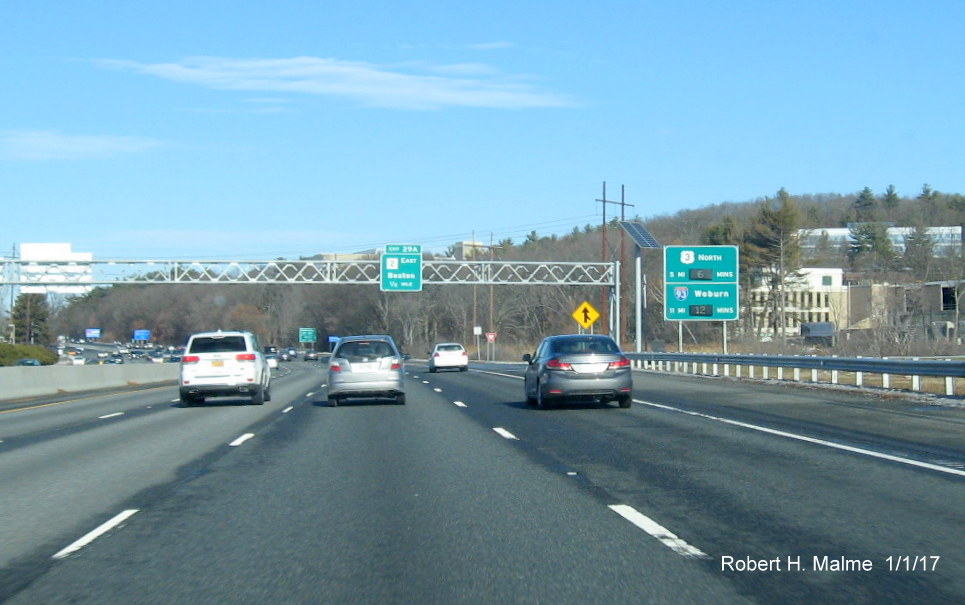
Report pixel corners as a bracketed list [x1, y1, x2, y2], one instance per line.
[798, 225, 963, 255]
[748, 267, 848, 336]
[19, 243, 93, 295]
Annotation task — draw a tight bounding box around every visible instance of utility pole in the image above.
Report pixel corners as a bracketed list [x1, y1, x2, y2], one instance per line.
[596, 182, 635, 341]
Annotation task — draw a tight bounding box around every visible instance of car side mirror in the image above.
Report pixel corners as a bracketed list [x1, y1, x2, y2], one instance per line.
[522, 353, 532, 363]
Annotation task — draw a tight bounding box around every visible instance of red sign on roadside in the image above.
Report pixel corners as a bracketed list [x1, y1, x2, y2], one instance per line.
[485, 332, 497, 343]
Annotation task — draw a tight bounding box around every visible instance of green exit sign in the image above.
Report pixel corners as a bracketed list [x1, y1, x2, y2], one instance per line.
[299, 327, 317, 343]
[664, 245, 739, 321]
[381, 244, 423, 292]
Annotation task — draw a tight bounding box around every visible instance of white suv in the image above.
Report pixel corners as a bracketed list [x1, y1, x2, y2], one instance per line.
[179, 330, 271, 406]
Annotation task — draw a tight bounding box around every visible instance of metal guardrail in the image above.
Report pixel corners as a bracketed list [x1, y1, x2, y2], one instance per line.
[626, 352, 965, 396]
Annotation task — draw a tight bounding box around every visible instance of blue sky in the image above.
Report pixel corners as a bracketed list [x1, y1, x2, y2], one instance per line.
[3, 1, 964, 260]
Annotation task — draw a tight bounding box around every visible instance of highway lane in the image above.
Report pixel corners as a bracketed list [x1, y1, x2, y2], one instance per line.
[2, 362, 964, 603]
[424, 364, 965, 603]
[0, 361, 326, 589]
[4, 365, 748, 604]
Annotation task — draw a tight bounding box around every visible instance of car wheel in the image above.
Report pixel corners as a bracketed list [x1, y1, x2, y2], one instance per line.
[251, 387, 265, 405]
[396, 393, 406, 405]
[264, 385, 272, 402]
[459, 366, 468, 372]
[429, 366, 436, 373]
[536, 383, 551, 410]
[618, 394, 631, 409]
[180, 395, 194, 407]
[328, 396, 339, 407]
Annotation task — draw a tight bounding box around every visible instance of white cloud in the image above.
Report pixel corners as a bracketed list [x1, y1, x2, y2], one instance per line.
[469, 41, 516, 50]
[0, 130, 162, 160]
[98, 56, 574, 110]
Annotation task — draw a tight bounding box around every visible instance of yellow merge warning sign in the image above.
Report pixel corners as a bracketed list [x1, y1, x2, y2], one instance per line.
[572, 301, 600, 329]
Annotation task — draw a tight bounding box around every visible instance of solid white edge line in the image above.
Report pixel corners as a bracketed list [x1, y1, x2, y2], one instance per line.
[493, 427, 518, 440]
[636, 399, 965, 477]
[609, 504, 708, 558]
[98, 412, 124, 419]
[453, 401, 467, 408]
[229, 433, 255, 447]
[52, 509, 139, 560]
[475, 373, 961, 475]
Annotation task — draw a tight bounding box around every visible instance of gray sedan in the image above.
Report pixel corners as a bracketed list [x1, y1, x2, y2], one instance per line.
[523, 334, 632, 409]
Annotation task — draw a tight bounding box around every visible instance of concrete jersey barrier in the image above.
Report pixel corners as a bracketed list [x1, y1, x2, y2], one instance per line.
[0, 364, 179, 401]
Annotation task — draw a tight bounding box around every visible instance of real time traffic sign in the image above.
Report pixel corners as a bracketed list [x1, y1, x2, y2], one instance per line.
[381, 244, 423, 292]
[663, 245, 739, 321]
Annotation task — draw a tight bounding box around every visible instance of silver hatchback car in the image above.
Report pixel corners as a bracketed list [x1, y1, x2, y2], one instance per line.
[523, 334, 632, 409]
[327, 335, 406, 406]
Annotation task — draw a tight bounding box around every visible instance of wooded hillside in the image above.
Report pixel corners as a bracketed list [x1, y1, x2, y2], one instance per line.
[46, 185, 965, 355]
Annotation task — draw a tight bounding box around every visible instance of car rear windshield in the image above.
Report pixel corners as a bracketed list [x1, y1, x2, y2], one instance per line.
[437, 344, 464, 351]
[189, 336, 248, 353]
[335, 340, 394, 361]
[551, 338, 620, 354]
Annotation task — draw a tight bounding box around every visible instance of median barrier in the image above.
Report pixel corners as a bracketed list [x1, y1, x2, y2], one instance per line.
[0, 363, 179, 401]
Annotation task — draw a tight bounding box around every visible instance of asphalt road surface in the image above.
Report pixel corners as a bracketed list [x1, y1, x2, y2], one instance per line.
[1, 361, 963, 604]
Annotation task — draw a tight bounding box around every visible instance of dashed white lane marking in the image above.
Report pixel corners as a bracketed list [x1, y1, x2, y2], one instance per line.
[98, 412, 124, 419]
[306, 392, 315, 397]
[433, 387, 442, 393]
[229, 433, 255, 447]
[637, 399, 965, 478]
[608, 504, 708, 558]
[283, 406, 294, 413]
[493, 427, 518, 440]
[422, 380, 431, 384]
[53, 509, 139, 559]
[453, 401, 468, 408]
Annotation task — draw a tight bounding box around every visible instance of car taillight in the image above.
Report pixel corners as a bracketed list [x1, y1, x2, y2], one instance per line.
[433, 352, 441, 357]
[391, 362, 402, 370]
[330, 361, 341, 372]
[236, 353, 256, 362]
[460, 351, 468, 357]
[608, 357, 631, 369]
[546, 358, 573, 370]
[181, 355, 200, 364]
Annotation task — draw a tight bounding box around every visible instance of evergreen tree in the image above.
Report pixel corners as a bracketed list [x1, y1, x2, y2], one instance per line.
[702, 215, 742, 246]
[901, 223, 935, 279]
[917, 183, 938, 203]
[12, 293, 51, 345]
[881, 184, 900, 212]
[743, 188, 802, 340]
[849, 222, 897, 273]
[852, 186, 877, 221]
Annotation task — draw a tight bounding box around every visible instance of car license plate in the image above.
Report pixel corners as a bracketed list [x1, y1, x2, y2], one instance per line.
[212, 360, 224, 367]
[572, 362, 608, 374]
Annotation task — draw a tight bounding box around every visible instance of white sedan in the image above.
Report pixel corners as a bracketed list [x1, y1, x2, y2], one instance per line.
[428, 343, 469, 372]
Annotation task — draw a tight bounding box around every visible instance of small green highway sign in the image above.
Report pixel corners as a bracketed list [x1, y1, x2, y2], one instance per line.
[664, 245, 739, 321]
[299, 327, 317, 343]
[381, 244, 423, 292]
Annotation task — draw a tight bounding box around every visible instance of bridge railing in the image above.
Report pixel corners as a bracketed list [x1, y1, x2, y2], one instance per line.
[626, 352, 965, 397]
